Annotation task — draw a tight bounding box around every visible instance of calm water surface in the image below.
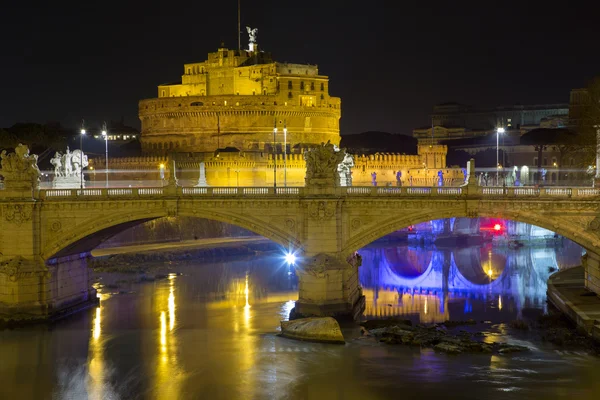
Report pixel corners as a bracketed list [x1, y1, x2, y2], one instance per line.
[1, 241, 600, 399]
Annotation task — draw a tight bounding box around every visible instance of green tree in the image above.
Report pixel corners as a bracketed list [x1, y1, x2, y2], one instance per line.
[570, 77, 600, 167]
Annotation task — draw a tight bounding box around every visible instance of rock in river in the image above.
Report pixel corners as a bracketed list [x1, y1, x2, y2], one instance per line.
[280, 317, 345, 344]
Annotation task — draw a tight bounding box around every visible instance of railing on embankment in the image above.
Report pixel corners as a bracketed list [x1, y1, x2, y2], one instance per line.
[31, 186, 600, 200]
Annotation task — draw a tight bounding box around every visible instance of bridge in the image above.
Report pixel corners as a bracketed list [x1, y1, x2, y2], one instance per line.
[2, 143, 600, 322]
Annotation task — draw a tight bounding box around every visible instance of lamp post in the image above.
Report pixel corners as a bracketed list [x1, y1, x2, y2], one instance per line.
[273, 118, 277, 189]
[101, 122, 108, 188]
[80, 121, 86, 189]
[283, 119, 287, 187]
[496, 127, 505, 185]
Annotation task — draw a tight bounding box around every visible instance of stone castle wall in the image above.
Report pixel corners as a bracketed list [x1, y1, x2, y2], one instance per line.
[88, 149, 464, 188]
[139, 95, 341, 154]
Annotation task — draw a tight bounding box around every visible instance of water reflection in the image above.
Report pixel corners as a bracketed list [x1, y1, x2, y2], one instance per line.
[359, 241, 583, 323]
[3, 248, 599, 400]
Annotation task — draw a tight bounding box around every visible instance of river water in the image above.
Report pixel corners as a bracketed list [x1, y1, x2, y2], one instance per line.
[2, 241, 600, 399]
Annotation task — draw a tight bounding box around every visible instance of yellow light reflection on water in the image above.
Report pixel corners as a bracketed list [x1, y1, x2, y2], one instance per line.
[424, 296, 428, 315]
[160, 311, 167, 352]
[498, 295, 502, 311]
[93, 307, 101, 341]
[156, 275, 183, 398]
[88, 305, 106, 398]
[243, 272, 251, 325]
[168, 285, 176, 331]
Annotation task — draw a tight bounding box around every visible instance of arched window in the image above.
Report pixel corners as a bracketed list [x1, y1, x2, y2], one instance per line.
[310, 82, 315, 91]
[320, 94, 324, 100]
[320, 83, 324, 91]
[288, 92, 293, 99]
[300, 82, 304, 90]
[288, 81, 292, 89]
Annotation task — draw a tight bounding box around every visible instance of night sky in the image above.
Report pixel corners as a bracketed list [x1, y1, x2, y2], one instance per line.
[2, 1, 598, 135]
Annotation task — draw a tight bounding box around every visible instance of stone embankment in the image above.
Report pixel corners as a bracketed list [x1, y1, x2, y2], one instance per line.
[547, 266, 600, 342]
[90, 239, 278, 273]
[359, 319, 529, 355]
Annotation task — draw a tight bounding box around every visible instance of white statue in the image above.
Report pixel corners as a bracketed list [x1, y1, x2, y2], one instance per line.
[338, 153, 354, 186]
[50, 147, 89, 188]
[64, 147, 73, 176]
[246, 26, 258, 51]
[51, 152, 63, 177]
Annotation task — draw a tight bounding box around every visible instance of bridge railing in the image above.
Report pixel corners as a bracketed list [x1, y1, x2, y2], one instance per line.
[34, 185, 600, 200]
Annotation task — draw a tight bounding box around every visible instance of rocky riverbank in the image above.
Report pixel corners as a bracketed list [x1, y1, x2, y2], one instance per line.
[359, 319, 530, 354]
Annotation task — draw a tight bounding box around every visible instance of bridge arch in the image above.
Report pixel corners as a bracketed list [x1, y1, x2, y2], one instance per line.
[343, 209, 596, 257]
[43, 208, 299, 260]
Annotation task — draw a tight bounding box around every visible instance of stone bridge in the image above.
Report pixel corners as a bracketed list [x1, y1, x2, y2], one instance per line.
[2, 144, 600, 322]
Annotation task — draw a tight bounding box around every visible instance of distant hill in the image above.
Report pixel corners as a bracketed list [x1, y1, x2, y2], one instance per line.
[340, 131, 417, 155]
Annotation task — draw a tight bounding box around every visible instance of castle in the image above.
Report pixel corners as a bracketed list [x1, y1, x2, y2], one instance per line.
[139, 40, 340, 154]
[89, 34, 458, 187]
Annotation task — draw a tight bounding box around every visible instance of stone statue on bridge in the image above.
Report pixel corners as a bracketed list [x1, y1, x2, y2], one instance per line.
[0, 144, 41, 191]
[304, 141, 346, 187]
[337, 153, 354, 186]
[50, 147, 89, 188]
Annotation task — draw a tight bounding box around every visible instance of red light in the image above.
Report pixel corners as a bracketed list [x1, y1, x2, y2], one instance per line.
[494, 224, 502, 231]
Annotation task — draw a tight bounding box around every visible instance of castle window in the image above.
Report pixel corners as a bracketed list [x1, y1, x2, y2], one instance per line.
[253, 90, 256, 95]
[263, 89, 266, 95]
[300, 82, 304, 90]
[284, 102, 287, 106]
[187, 68, 191, 74]
[161, 90, 165, 97]
[288, 92, 293, 99]
[310, 82, 315, 91]
[321, 83, 324, 91]
[288, 69, 292, 74]
[224, 100, 227, 106]
[320, 94, 324, 100]
[288, 81, 292, 89]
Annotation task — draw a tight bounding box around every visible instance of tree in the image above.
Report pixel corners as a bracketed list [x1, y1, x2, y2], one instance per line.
[570, 76, 600, 167]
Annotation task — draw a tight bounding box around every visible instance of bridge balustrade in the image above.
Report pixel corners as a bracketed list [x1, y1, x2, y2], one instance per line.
[32, 185, 600, 200]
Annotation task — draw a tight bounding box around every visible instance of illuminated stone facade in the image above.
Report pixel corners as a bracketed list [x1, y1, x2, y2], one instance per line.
[139, 46, 341, 154]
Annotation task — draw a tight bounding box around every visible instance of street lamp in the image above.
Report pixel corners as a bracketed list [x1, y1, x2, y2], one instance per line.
[496, 127, 505, 185]
[101, 122, 108, 188]
[159, 163, 165, 182]
[80, 121, 86, 189]
[273, 118, 277, 189]
[283, 120, 287, 187]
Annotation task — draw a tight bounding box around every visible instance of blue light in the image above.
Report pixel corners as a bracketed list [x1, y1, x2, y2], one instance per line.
[285, 252, 297, 265]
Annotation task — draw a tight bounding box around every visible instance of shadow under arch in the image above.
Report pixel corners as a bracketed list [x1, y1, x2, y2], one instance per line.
[43, 209, 299, 261]
[343, 210, 595, 257]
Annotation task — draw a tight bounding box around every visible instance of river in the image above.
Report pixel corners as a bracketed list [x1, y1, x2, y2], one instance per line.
[1, 240, 600, 399]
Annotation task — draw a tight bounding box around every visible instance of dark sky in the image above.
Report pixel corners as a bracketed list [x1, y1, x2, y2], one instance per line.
[2, 1, 598, 135]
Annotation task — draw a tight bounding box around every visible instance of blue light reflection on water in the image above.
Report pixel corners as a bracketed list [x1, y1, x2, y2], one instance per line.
[358, 240, 583, 324]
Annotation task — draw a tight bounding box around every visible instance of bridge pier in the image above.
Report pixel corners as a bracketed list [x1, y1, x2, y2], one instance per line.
[584, 250, 600, 295]
[0, 252, 96, 323]
[293, 252, 365, 319]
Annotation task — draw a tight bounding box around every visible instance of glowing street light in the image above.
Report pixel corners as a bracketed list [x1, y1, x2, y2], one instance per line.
[496, 127, 505, 185]
[159, 163, 165, 181]
[80, 120, 86, 189]
[283, 120, 287, 187]
[285, 252, 297, 266]
[101, 122, 108, 188]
